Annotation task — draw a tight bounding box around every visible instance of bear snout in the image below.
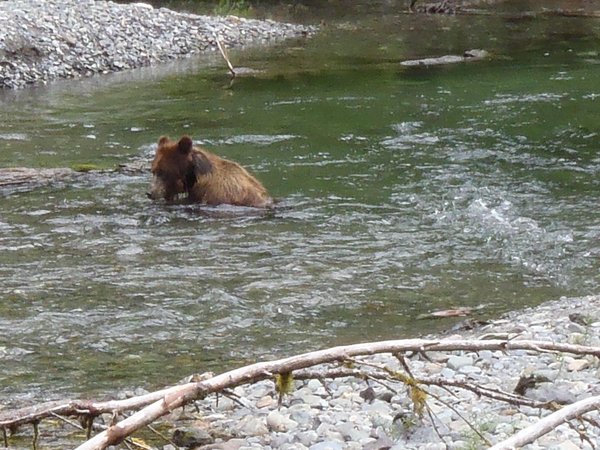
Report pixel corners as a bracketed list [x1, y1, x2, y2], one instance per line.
[147, 175, 167, 201]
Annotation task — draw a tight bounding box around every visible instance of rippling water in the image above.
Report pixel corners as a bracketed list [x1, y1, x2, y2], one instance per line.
[0, 3, 599, 402]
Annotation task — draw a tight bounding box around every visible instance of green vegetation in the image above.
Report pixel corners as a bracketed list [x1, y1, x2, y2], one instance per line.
[459, 418, 496, 450]
[213, 0, 251, 16]
[71, 163, 105, 172]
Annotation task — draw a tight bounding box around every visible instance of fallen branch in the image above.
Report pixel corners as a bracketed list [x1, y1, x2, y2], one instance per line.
[3, 337, 600, 449]
[489, 395, 600, 450]
[73, 338, 600, 450]
[0, 384, 201, 430]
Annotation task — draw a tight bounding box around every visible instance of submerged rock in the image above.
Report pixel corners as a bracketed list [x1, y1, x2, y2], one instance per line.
[172, 427, 214, 448]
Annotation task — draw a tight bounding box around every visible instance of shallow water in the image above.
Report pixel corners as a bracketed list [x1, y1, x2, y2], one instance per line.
[0, 2, 599, 402]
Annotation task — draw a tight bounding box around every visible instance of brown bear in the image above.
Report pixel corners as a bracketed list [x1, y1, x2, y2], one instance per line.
[147, 135, 273, 208]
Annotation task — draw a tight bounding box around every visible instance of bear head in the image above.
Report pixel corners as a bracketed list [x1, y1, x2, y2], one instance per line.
[147, 135, 212, 202]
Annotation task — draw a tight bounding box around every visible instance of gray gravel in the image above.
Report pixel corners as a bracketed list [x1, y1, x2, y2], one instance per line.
[156, 295, 600, 450]
[0, 0, 316, 88]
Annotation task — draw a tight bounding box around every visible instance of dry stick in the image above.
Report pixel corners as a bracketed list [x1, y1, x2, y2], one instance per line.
[52, 411, 161, 449]
[50, 412, 84, 431]
[424, 385, 492, 446]
[214, 35, 236, 78]
[299, 366, 563, 450]
[2, 428, 7, 448]
[363, 362, 484, 446]
[295, 367, 549, 410]
[424, 404, 447, 447]
[0, 395, 172, 430]
[316, 378, 334, 397]
[569, 420, 596, 450]
[146, 424, 176, 448]
[357, 358, 492, 446]
[5, 337, 598, 433]
[222, 389, 253, 409]
[363, 373, 400, 395]
[32, 421, 39, 450]
[489, 395, 600, 450]
[86, 418, 93, 440]
[33, 338, 600, 450]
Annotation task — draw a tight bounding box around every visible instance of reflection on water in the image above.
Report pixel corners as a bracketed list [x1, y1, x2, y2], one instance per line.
[0, 2, 599, 402]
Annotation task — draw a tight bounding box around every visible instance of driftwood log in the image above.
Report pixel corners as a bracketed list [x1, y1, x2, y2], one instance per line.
[0, 161, 149, 192]
[68, 338, 600, 449]
[407, 1, 600, 18]
[401, 49, 489, 67]
[489, 394, 600, 450]
[0, 167, 78, 188]
[2, 337, 599, 449]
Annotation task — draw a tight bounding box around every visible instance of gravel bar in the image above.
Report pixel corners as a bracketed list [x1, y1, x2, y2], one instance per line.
[154, 295, 600, 450]
[0, 0, 316, 88]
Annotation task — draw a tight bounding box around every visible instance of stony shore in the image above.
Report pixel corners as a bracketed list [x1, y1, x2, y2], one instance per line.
[153, 295, 600, 450]
[0, 0, 316, 89]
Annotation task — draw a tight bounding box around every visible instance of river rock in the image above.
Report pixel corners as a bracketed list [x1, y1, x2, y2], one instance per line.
[446, 355, 474, 370]
[309, 441, 344, 450]
[234, 415, 268, 436]
[172, 427, 214, 448]
[288, 403, 315, 427]
[297, 430, 319, 447]
[266, 410, 298, 432]
[567, 358, 590, 372]
[255, 395, 274, 409]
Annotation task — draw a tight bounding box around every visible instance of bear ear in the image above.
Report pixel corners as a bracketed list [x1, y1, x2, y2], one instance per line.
[177, 136, 194, 155]
[158, 136, 170, 146]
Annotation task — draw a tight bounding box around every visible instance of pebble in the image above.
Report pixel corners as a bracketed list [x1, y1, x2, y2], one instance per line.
[0, 0, 316, 89]
[266, 410, 298, 432]
[446, 355, 473, 370]
[164, 295, 600, 450]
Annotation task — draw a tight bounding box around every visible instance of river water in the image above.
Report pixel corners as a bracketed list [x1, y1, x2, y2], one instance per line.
[0, 1, 599, 403]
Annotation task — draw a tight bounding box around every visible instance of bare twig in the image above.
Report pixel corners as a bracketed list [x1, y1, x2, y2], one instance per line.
[424, 403, 448, 446]
[146, 424, 176, 447]
[425, 385, 492, 446]
[214, 34, 236, 77]
[50, 412, 85, 431]
[32, 421, 39, 450]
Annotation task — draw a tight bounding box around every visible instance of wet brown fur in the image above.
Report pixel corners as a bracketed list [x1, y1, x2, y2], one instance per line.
[148, 135, 273, 208]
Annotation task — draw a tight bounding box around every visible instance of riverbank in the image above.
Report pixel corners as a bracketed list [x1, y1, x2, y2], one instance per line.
[158, 295, 600, 450]
[2, 297, 599, 449]
[0, 0, 316, 89]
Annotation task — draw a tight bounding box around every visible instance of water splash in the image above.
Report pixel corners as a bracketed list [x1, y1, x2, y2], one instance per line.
[433, 185, 577, 287]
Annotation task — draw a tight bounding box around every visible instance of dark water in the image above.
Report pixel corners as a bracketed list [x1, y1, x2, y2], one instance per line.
[0, 2, 599, 403]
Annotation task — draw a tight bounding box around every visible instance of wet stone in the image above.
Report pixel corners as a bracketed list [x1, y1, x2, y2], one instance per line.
[171, 427, 214, 448]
